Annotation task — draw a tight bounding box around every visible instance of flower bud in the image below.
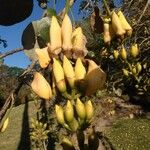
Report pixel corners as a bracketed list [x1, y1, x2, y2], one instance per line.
[63, 55, 75, 88]
[61, 137, 75, 150]
[75, 98, 86, 119]
[130, 44, 139, 58]
[132, 67, 137, 75]
[31, 72, 52, 100]
[55, 105, 65, 125]
[53, 58, 66, 93]
[35, 47, 51, 68]
[85, 100, 94, 120]
[64, 100, 74, 123]
[136, 62, 142, 73]
[120, 45, 127, 60]
[113, 50, 119, 59]
[122, 69, 129, 77]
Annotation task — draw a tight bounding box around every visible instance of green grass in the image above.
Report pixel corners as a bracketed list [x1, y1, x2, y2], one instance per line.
[104, 118, 150, 150]
[0, 101, 37, 150]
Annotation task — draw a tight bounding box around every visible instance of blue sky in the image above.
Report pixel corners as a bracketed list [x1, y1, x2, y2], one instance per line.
[0, 0, 122, 68]
[0, 0, 83, 68]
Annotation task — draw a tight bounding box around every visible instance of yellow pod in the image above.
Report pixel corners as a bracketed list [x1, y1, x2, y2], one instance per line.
[35, 47, 50, 68]
[64, 100, 74, 123]
[63, 55, 75, 88]
[122, 69, 129, 77]
[75, 58, 86, 80]
[113, 50, 119, 59]
[31, 72, 52, 100]
[111, 11, 126, 37]
[55, 105, 65, 125]
[72, 27, 88, 58]
[117, 10, 132, 36]
[85, 100, 94, 120]
[49, 16, 62, 54]
[75, 98, 86, 119]
[0, 118, 9, 133]
[130, 44, 139, 58]
[85, 60, 106, 96]
[120, 45, 127, 60]
[62, 14, 73, 51]
[53, 58, 66, 93]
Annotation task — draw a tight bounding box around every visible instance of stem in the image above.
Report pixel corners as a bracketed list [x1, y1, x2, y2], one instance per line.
[42, 140, 47, 150]
[102, 0, 111, 16]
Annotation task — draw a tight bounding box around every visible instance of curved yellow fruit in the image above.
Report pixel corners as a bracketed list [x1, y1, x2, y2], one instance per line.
[53, 58, 66, 93]
[55, 105, 65, 125]
[75, 58, 86, 80]
[31, 72, 52, 100]
[64, 100, 74, 123]
[85, 100, 94, 120]
[63, 55, 75, 88]
[117, 10, 132, 36]
[85, 60, 106, 96]
[111, 11, 126, 37]
[130, 44, 139, 58]
[49, 16, 62, 54]
[72, 27, 88, 58]
[35, 47, 50, 68]
[62, 14, 73, 51]
[0, 118, 9, 133]
[120, 45, 127, 60]
[75, 98, 86, 119]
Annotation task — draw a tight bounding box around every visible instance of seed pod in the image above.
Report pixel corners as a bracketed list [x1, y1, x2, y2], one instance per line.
[64, 100, 74, 123]
[61, 137, 75, 150]
[63, 55, 75, 88]
[62, 14, 73, 56]
[85, 100, 94, 120]
[117, 10, 132, 36]
[136, 62, 142, 73]
[85, 60, 106, 96]
[55, 105, 65, 125]
[75, 98, 86, 119]
[120, 45, 127, 60]
[111, 11, 125, 37]
[122, 69, 129, 77]
[113, 50, 119, 59]
[130, 43, 139, 58]
[35, 47, 50, 68]
[49, 16, 62, 55]
[75, 58, 86, 80]
[31, 72, 52, 100]
[53, 58, 66, 93]
[0, 118, 9, 133]
[72, 27, 88, 58]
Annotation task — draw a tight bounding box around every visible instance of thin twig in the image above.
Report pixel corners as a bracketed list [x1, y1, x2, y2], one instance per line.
[137, 0, 150, 24]
[0, 47, 24, 59]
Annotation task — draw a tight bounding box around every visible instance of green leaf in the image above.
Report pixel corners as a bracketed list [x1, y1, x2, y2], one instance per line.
[22, 17, 51, 62]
